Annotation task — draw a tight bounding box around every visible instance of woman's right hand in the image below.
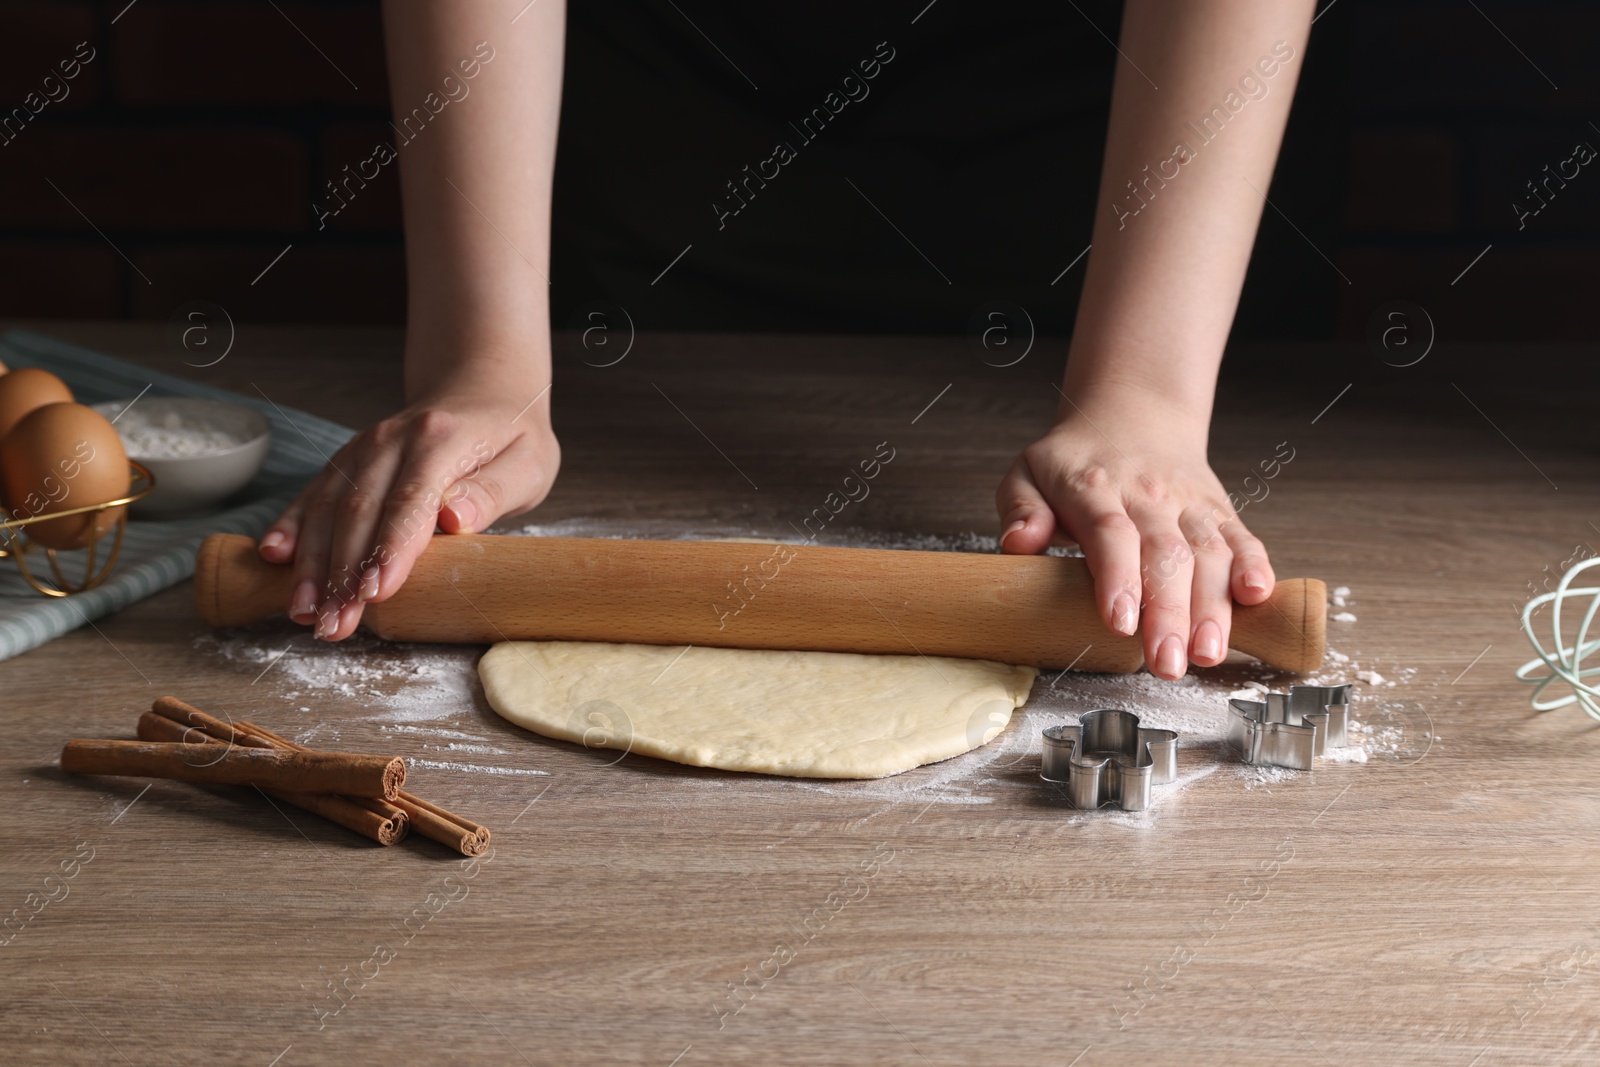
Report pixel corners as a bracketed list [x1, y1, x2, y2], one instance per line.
[257, 385, 559, 641]
[277, 0, 569, 639]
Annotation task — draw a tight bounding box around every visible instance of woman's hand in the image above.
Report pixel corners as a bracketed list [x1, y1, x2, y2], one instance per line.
[995, 397, 1273, 679]
[258, 387, 559, 641]
[988, 0, 1310, 677]
[262, 0, 569, 639]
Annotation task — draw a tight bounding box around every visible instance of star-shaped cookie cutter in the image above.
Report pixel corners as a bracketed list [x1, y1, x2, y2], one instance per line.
[1226, 683, 1352, 771]
[1040, 709, 1178, 811]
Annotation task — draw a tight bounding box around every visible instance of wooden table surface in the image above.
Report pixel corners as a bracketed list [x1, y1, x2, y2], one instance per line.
[2, 323, 1597, 1066]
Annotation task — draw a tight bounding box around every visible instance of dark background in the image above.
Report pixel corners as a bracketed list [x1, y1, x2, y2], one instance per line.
[0, 0, 1595, 343]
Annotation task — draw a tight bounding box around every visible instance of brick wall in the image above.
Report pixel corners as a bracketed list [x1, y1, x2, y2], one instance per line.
[0, 1, 1594, 339]
[0, 0, 401, 323]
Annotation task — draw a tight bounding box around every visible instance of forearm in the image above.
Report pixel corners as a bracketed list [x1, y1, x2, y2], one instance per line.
[1062, 0, 1316, 425]
[380, 0, 565, 400]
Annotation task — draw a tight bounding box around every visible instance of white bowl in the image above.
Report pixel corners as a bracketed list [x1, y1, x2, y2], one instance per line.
[92, 397, 272, 516]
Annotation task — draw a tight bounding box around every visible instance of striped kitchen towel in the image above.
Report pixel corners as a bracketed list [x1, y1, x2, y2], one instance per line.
[0, 329, 355, 662]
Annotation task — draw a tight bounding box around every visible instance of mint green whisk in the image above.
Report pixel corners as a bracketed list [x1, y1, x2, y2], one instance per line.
[1518, 556, 1600, 721]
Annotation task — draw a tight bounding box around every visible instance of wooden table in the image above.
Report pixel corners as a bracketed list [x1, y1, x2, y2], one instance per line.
[2, 323, 1596, 1066]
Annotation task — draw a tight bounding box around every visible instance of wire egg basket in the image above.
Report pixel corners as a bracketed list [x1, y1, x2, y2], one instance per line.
[0, 461, 156, 596]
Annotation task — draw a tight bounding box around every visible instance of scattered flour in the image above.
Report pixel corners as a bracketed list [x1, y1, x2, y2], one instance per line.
[381, 724, 490, 742]
[1235, 763, 1303, 790]
[1349, 716, 1420, 759]
[193, 629, 483, 736]
[406, 758, 549, 778]
[1029, 668, 1241, 742]
[1331, 611, 1358, 623]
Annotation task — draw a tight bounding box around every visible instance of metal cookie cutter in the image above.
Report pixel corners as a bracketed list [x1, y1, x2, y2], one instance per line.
[1040, 709, 1178, 811]
[1227, 684, 1353, 771]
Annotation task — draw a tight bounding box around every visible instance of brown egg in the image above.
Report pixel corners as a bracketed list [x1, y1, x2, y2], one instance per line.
[0, 367, 72, 443]
[2, 402, 130, 549]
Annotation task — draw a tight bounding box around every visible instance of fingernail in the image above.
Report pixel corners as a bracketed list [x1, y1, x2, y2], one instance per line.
[260, 531, 286, 553]
[358, 565, 380, 601]
[1244, 570, 1267, 592]
[314, 603, 339, 639]
[449, 498, 478, 532]
[1194, 620, 1222, 662]
[339, 599, 363, 636]
[1156, 634, 1186, 679]
[1112, 592, 1138, 636]
[289, 580, 318, 622]
[999, 519, 1026, 550]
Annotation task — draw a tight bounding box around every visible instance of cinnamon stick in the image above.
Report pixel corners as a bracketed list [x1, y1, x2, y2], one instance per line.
[149, 697, 259, 749]
[237, 720, 491, 857]
[391, 791, 491, 857]
[148, 696, 491, 857]
[136, 711, 406, 846]
[61, 739, 404, 800]
[148, 698, 412, 833]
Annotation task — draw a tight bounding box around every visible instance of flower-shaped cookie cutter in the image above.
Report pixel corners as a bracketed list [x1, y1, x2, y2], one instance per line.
[1040, 709, 1178, 811]
[1226, 684, 1352, 771]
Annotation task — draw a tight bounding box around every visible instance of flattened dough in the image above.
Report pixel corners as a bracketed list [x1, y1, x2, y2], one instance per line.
[479, 641, 1037, 779]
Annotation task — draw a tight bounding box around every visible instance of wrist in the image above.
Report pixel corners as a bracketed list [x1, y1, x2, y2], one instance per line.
[1052, 368, 1212, 449]
[1057, 341, 1217, 435]
[402, 326, 551, 404]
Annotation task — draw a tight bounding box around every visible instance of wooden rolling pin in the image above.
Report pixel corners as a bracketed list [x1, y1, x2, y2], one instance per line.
[194, 533, 1325, 672]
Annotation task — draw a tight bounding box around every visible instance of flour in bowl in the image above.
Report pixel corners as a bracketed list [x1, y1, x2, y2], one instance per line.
[109, 399, 262, 459]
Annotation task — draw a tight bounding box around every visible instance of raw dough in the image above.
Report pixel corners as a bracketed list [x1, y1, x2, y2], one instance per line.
[478, 640, 1037, 779]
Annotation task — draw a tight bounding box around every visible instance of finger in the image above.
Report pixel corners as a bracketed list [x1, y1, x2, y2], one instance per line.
[1219, 513, 1275, 604]
[1048, 487, 1142, 638]
[1136, 522, 1195, 680]
[285, 474, 341, 625]
[321, 597, 366, 642]
[1183, 506, 1234, 667]
[437, 432, 555, 536]
[324, 443, 404, 611]
[282, 431, 371, 616]
[994, 455, 1059, 555]
[367, 415, 485, 601]
[259, 493, 308, 564]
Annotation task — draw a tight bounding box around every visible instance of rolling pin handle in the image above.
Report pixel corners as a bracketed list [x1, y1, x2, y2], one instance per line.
[1230, 577, 1326, 674]
[195, 533, 294, 628]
